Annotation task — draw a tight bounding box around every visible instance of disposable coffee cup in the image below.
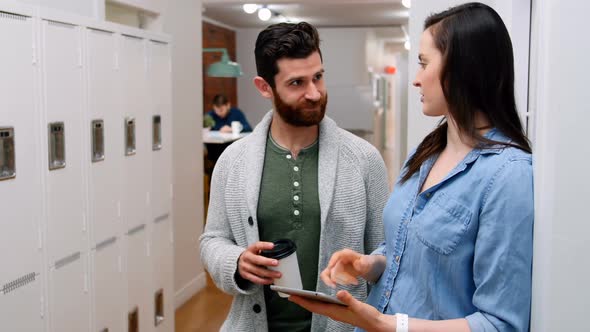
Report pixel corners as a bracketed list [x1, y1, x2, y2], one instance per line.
[231, 121, 243, 137]
[261, 239, 302, 297]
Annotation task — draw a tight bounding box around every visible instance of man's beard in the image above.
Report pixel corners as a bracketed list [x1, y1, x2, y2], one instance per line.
[272, 88, 328, 127]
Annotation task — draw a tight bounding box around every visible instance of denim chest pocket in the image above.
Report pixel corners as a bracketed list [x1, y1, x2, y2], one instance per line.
[413, 192, 472, 255]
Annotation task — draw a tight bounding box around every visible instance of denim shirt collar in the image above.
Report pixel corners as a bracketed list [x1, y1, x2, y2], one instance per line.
[418, 128, 507, 194]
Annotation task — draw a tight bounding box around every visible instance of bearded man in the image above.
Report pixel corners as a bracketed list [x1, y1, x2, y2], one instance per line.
[200, 22, 389, 332]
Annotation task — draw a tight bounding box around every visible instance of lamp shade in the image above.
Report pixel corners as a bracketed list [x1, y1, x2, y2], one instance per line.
[203, 48, 243, 77]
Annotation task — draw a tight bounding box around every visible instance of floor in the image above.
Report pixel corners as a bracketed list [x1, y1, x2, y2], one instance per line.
[175, 275, 233, 332]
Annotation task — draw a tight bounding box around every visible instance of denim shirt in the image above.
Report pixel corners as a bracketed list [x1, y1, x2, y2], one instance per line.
[363, 129, 534, 332]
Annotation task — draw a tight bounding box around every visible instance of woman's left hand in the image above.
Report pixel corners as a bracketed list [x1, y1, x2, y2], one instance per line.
[288, 290, 396, 332]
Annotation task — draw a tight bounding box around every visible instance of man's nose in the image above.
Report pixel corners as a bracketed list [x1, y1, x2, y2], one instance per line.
[305, 82, 321, 101]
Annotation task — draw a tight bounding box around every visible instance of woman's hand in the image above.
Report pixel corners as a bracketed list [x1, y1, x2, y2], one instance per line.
[289, 290, 396, 332]
[321, 249, 386, 288]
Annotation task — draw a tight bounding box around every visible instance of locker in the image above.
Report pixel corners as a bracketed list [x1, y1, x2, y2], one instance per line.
[148, 41, 172, 221]
[120, 35, 151, 231]
[150, 216, 174, 332]
[86, 27, 122, 249]
[48, 252, 89, 332]
[41, 19, 87, 263]
[127, 225, 152, 332]
[93, 238, 125, 332]
[0, 10, 45, 331]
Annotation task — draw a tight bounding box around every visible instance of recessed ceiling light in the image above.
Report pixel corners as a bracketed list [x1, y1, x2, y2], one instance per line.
[243, 4, 258, 14]
[258, 7, 272, 21]
[402, 0, 411, 9]
[404, 39, 411, 50]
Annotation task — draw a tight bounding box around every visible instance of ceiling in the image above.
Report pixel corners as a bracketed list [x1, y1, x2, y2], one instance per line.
[202, 1, 410, 29]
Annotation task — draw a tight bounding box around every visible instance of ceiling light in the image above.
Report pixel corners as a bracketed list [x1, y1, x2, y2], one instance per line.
[404, 39, 411, 50]
[243, 4, 258, 14]
[402, 0, 411, 9]
[258, 7, 272, 21]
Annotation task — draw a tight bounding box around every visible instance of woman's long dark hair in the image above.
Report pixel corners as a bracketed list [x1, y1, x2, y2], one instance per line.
[401, 2, 531, 183]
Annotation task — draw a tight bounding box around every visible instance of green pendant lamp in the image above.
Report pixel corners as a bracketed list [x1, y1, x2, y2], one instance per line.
[203, 48, 243, 77]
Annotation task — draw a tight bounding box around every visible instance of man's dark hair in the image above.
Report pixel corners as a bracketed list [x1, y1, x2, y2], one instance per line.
[212, 94, 229, 107]
[254, 22, 322, 88]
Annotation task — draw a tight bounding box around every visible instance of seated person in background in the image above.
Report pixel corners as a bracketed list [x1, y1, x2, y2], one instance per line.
[207, 94, 253, 133]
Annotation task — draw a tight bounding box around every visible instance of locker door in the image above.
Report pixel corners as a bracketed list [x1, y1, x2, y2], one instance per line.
[41, 19, 87, 265]
[150, 217, 174, 332]
[87, 28, 122, 254]
[93, 239, 125, 332]
[0, 10, 44, 332]
[41, 19, 89, 331]
[148, 41, 172, 221]
[127, 226, 152, 332]
[86, 28, 127, 332]
[48, 253, 88, 332]
[120, 35, 151, 232]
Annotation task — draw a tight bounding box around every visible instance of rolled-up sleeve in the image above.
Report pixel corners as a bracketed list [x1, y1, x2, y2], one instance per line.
[467, 158, 534, 332]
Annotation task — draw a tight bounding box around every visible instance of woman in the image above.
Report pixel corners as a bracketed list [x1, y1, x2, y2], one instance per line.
[289, 3, 534, 332]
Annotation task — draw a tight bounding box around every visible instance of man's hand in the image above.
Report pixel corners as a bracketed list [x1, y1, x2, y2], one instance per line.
[219, 125, 232, 133]
[238, 241, 282, 285]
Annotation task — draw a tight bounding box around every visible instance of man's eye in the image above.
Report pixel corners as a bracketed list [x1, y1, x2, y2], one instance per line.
[314, 73, 323, 81]
[290, 80, 301, 86]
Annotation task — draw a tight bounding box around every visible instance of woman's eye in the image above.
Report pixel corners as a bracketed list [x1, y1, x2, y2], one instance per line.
[418, 62, 427, 69]
[314, 73, 323, 81]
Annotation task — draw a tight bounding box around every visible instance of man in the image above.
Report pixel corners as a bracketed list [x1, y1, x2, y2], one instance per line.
[206, 94, 252, 132]
[200, 22, 389, 332]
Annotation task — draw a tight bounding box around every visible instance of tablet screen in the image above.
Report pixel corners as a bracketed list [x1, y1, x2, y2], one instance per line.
[270, 285, 347, 306]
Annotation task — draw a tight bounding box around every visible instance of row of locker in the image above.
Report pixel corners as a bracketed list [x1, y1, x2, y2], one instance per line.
[1, 3, 174, 332]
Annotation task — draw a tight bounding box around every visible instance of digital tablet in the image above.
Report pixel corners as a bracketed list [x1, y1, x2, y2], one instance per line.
[270, 285, 348, 306]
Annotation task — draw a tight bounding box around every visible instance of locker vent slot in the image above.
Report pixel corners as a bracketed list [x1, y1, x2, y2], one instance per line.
[152, 115, 162, 151]
[127, 224, 145, 236]
[123, 34, 143, 40]
[0, 11, 28, 21]
[46, 20, 76, 29]
[150, 39, 167, 45]
[54, 252, 81, 270]
[95, 236, 117, 251]
[89, 27, 114, 35]
[0, 127, 16, 181]
[128, 307, 139, 332]
[2, 272, 37, 295]
[154, 213, 169, 224]
[154, 289, 164, 326]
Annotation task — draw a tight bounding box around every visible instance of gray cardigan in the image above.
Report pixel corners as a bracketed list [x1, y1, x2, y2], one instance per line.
[200, 112, 389, 331]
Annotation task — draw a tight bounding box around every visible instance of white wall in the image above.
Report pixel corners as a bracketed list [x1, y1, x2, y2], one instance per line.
[530, 0, 590, 329]
[236, 27, 376, 131]
[15, 0, 99, 17]
[406, 0, 531, 153]
[161, 0, 206, 308]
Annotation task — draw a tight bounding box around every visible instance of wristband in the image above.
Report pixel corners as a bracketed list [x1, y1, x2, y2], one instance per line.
[396, 313, 409, 332]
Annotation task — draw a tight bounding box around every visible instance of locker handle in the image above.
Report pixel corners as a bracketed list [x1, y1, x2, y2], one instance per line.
[0, 127, 16, 180]
[125, 117, 136, 156]
[48, 122, 66, 170]
[91, 119, 105, 162]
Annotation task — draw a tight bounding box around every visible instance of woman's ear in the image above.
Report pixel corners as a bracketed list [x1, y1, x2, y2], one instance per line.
[253, 76, 273, 99]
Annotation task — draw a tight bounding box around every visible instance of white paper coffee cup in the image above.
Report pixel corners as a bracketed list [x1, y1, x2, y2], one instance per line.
[261, 239, 302, 297]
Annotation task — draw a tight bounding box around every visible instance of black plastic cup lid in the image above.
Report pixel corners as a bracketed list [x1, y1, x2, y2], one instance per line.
[260, 239, 297, 260]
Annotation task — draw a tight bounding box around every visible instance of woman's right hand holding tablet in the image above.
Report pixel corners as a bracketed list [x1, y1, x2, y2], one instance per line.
[321, 249, 386, 288]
